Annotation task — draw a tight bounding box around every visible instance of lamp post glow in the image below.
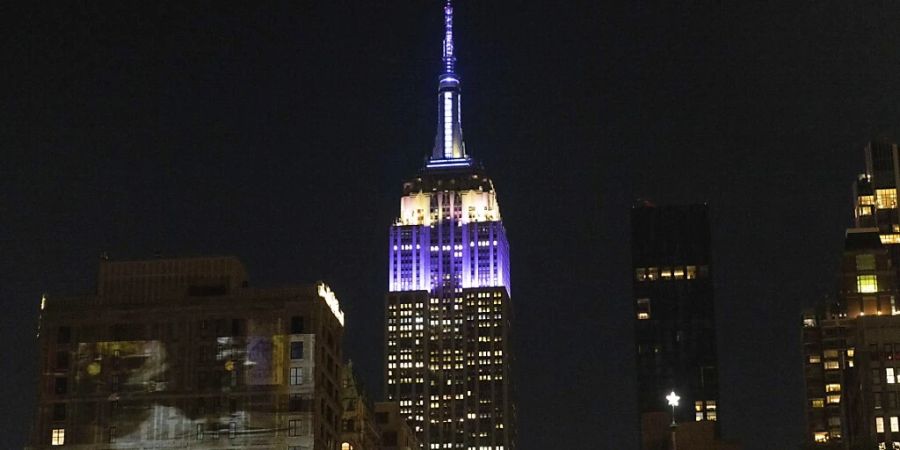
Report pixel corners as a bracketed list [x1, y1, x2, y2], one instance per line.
[666, 391, 680, 450]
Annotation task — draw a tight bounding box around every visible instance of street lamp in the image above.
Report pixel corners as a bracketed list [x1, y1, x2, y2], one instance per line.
[666, 391, 680, 450]
[666, 391, 680, 425]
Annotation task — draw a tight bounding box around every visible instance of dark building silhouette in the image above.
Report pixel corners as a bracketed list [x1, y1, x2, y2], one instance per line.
[631, 203, 720, 448]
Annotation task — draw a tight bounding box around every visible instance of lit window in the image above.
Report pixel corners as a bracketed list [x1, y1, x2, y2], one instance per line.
[342, 443, 353, 450]
[51, 429, 65, 446]
[892, 417, 899, 432]
[888, 368, 896, 384]
[695, 401, 703, 412]
[824, 349, 839, 358]
[881, 234, 900, 244]
[647, 267, 658, 281]
[876, 189, 897, 209]
[811, 398, 824, 408]
[686, 266, 697, 279]
[673, 268, 684, 279]
[636, 298, 650, 320]
[706, 411, 716, 421]
[827, 394, 841, 404]
[809, 355, 821, 363]
[858, 275, 878, 293]
[814, 432, 828, 443]
[848, 348, 855, 357]
[637, 313, 649, 320]
[290, 367, 304, 385]
[858, 205, 874, 216]
[825, 383, 841, 393]
[860, 195, 876, 206]
[660, 267, 672, 279]
[857, 254, 876, 271]
[824, 361, 840, 370]
[877, 417, 885, 433]
[695, 412, 703, 421]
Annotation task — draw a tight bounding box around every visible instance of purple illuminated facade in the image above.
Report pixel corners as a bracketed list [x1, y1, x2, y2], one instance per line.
[384, 2, 516, 449]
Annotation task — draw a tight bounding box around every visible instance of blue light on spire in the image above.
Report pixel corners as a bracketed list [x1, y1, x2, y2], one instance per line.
[430, 0, 469, 165]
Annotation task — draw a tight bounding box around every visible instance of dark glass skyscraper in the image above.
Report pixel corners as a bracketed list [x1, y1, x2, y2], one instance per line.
[631, 203, 720, 445]
[383, 2, 515, 449]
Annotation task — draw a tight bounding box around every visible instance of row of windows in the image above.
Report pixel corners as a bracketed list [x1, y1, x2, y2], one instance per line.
[634, 265, 708, 282]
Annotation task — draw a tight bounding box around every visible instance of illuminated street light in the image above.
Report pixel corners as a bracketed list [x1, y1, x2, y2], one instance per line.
[666, 391, 680, 450]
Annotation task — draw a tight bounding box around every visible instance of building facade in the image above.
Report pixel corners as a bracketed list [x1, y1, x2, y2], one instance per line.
[28, 256, 346, 450]
[803, 139, 900, 448]
[631, 203, 720, 446]
[374, 402, 421, 450]
[340, 362, 382, 450]
[383, 2, 516, 449]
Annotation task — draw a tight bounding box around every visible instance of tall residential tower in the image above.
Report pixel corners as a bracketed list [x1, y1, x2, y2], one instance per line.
[384, 2, 516, 449]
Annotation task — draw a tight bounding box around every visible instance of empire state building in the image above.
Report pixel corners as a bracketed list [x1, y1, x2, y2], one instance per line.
[384, 2, 516, 449]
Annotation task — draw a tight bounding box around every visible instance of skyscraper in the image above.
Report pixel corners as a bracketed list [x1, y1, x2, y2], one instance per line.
[631, 203, 720, 448]
[383, 2, 516, 449]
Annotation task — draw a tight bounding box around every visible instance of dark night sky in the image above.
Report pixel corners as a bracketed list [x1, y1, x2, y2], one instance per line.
[4, 1, 900, 449]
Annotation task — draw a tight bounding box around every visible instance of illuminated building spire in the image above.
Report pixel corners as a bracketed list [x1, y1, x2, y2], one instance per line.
[429, 0, 468, 167]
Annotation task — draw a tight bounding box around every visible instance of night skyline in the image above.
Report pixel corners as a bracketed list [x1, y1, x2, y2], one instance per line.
[6, 2, 900, 449]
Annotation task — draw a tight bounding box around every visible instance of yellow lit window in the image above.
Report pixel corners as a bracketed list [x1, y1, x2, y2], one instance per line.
[858, 205, 873, 217]
[857, 275, 878, 293]
[811, 398, 824, 408]
[660, 267, 672, 279]
[814, 431, 828, 443]
[695, 412, 703, 421]
[686, 266, 697, 279]
[848, 348, 855, 358]
[706, 400, 716, 410]
[888, 368, 896, 384]
[825, 383, 841, 392]
[892, 416, 900, 432]
[877, 189, 897, 209]
[860, 195, 875, 206]
[695, 401, 703, 412]
[706, 411, 716, 421]
[341, 443, 353, 450]
[827, 394, 840, 404]
[809, 355, 821, 363]
[856, 254, 876, 271]
[673, 268, 684, 279]
[51, 429, 65, 446]
[880, 234, 900, 244]
[647, 267, 658, 281]
[877, 417, 885, 433]
[824, 361, 840, 370]
[637, 312, 649, 320]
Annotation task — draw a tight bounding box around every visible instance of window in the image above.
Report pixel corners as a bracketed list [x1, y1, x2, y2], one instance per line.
[290, 367, 304, 385]
[288, 419, 304, 437]
[52, 403, 66, 421]
[824, 349, 839, 358]
[857, 254, 876, 271]
[636, 298, 650, 320]
[291, 316, 304, 334]
[875, 369, 883, 385]
[877, 417, 886, 433]
[229, 422, 236, 439]
[858, 275, 879, 293]
[291, 341, 304, 360]
[196, 424, 204, 440]
[342, 443, 353, 450]
[54, 377, 67, 395]
[635, 268, 646, 281]
[647, 267, 658, 281]
[706, 411, 717, 421]
[51, 428, 65, 446]
[695, 401, 703, 412]
[829, 417, 841, 426]
[824, 361, 840, 370]
[889, 368, 896, 384]
[892, 416, 899, 433]
[825, 383, 841, 392]
[811, 398, 824, 408]
[877, 188, 897, 209]
[695, 412, 703, 421]
[860, 194, 876, 206]
[686, 266, 697, 279]
[57, 327, 71, 344]
[809, 355, 821, 363]
[108, 426, 116, 443]
[827, 395, 841, 404]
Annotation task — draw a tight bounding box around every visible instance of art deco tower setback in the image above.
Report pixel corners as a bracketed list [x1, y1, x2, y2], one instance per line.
[384, 2, 516, 449]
